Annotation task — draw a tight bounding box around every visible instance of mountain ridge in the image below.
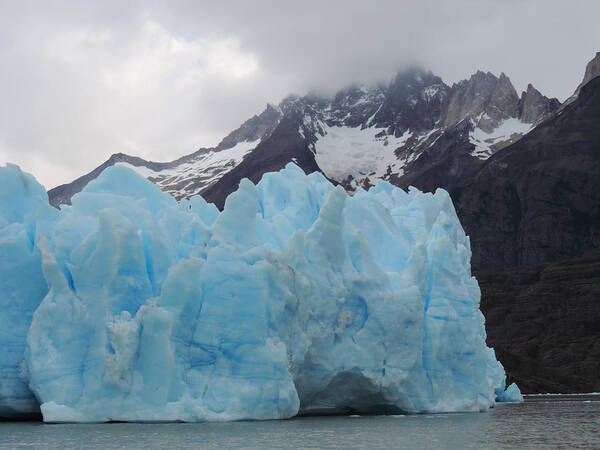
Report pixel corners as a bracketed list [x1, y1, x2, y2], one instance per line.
[48, 65, 559, 208]
[450, 74, 600, 392]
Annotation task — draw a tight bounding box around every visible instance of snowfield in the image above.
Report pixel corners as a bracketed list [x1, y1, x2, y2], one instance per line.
[314, 124, 412, 184]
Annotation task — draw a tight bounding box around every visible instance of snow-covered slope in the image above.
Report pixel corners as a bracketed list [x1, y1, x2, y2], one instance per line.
[314, 125, 412, 186]
[469, 117, 533, 159]
[116, 139, 258, 199]
[48, 104, 282, 207]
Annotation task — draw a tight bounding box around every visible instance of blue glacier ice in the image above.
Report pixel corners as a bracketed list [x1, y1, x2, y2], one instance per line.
[0, 165, 58, 418]
[0, 162, 521, 422]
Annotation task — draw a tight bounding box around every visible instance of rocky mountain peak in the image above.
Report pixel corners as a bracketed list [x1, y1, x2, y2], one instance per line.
[372, 66, 449, 135]
[442, 70, 513, 129]
[389, 66, 441, 88]
[324, 84, 384, 128]
[478, 72, 520, 132]
[277, 66, 451, 138]
[217, 102, 283, 150]
[518, 84, 561, 124]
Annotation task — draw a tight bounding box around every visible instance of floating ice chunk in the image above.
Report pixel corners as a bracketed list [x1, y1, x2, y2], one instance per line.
[497, 383, 524, 403]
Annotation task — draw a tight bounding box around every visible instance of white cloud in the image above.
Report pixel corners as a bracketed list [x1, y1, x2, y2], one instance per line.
[0, 14, 265, 188]
[0, 1, 598, 189]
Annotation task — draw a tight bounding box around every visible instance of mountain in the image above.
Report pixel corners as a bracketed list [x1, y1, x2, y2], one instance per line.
[451, 75, 600, 392]
[455, 76, 600, 271]
[48, 104, 283, 207]
[206, 68, 558, 206]
[48, 67, 559, 209]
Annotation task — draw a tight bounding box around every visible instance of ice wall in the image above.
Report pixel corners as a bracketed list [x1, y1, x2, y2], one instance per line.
[0, 165, 57, 418]
[0, 163, 521, 422]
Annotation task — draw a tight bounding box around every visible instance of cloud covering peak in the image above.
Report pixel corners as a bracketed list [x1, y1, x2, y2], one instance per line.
[0, 1, 598, 188]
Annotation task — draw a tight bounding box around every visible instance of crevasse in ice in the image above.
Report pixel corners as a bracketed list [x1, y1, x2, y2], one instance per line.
[0, 163, 521, 422]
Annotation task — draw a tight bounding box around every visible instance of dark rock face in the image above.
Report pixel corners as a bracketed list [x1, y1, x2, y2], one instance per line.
[454, 76, 600, 271]
[390, 119, 484, 193]
[201, 112, 322, 209]
[478, 251, 600, 393]
[450, 76, 600, 392]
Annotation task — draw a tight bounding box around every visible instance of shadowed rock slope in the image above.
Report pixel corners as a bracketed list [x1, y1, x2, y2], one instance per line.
[478, 251, 600, 393]
[452, 76, 600, 393]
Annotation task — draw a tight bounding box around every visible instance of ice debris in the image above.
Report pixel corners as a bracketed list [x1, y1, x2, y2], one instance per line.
[0, 162, 521, 422]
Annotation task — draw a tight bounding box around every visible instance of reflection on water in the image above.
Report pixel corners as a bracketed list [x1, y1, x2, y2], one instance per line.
[1, 396, 599, 449]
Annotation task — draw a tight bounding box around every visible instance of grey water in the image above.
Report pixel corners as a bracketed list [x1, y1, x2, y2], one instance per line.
[1, 396, 599, 449]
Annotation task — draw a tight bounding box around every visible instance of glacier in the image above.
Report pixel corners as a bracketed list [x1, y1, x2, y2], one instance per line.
[0, 162, 521, 422]
[0, 165, 58, 418]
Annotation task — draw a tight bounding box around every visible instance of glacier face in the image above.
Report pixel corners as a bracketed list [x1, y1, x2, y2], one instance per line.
[0, 165, 58, 418]
[0, 163, 520, 422]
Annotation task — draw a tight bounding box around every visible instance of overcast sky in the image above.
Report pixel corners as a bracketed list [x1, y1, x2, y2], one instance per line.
[0, 1, 598, 189]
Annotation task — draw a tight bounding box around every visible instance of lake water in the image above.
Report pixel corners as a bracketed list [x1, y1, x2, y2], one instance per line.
[1, 395, 599, 449]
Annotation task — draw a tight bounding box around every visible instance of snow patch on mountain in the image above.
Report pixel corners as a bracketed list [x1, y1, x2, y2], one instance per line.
[469, 118, 533, 159]
[314, 124, 412, 185]
[116, 140, 258, 198]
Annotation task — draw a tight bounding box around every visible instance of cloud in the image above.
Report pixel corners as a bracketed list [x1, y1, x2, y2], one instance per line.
[0, 9, 272, 188]
[0, 1, 598, 188]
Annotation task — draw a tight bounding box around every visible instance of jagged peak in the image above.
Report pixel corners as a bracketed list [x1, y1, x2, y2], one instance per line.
[496, 73, 516, 90]
[494, 73, 517, 91]
[472, 70, 497, 79]
[518, 82, 561, 124]
[450, 70, 499, 90]
[493, 73, 518, 98]
[520, 83, 544, 99]
[216, 101, 283, 151]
